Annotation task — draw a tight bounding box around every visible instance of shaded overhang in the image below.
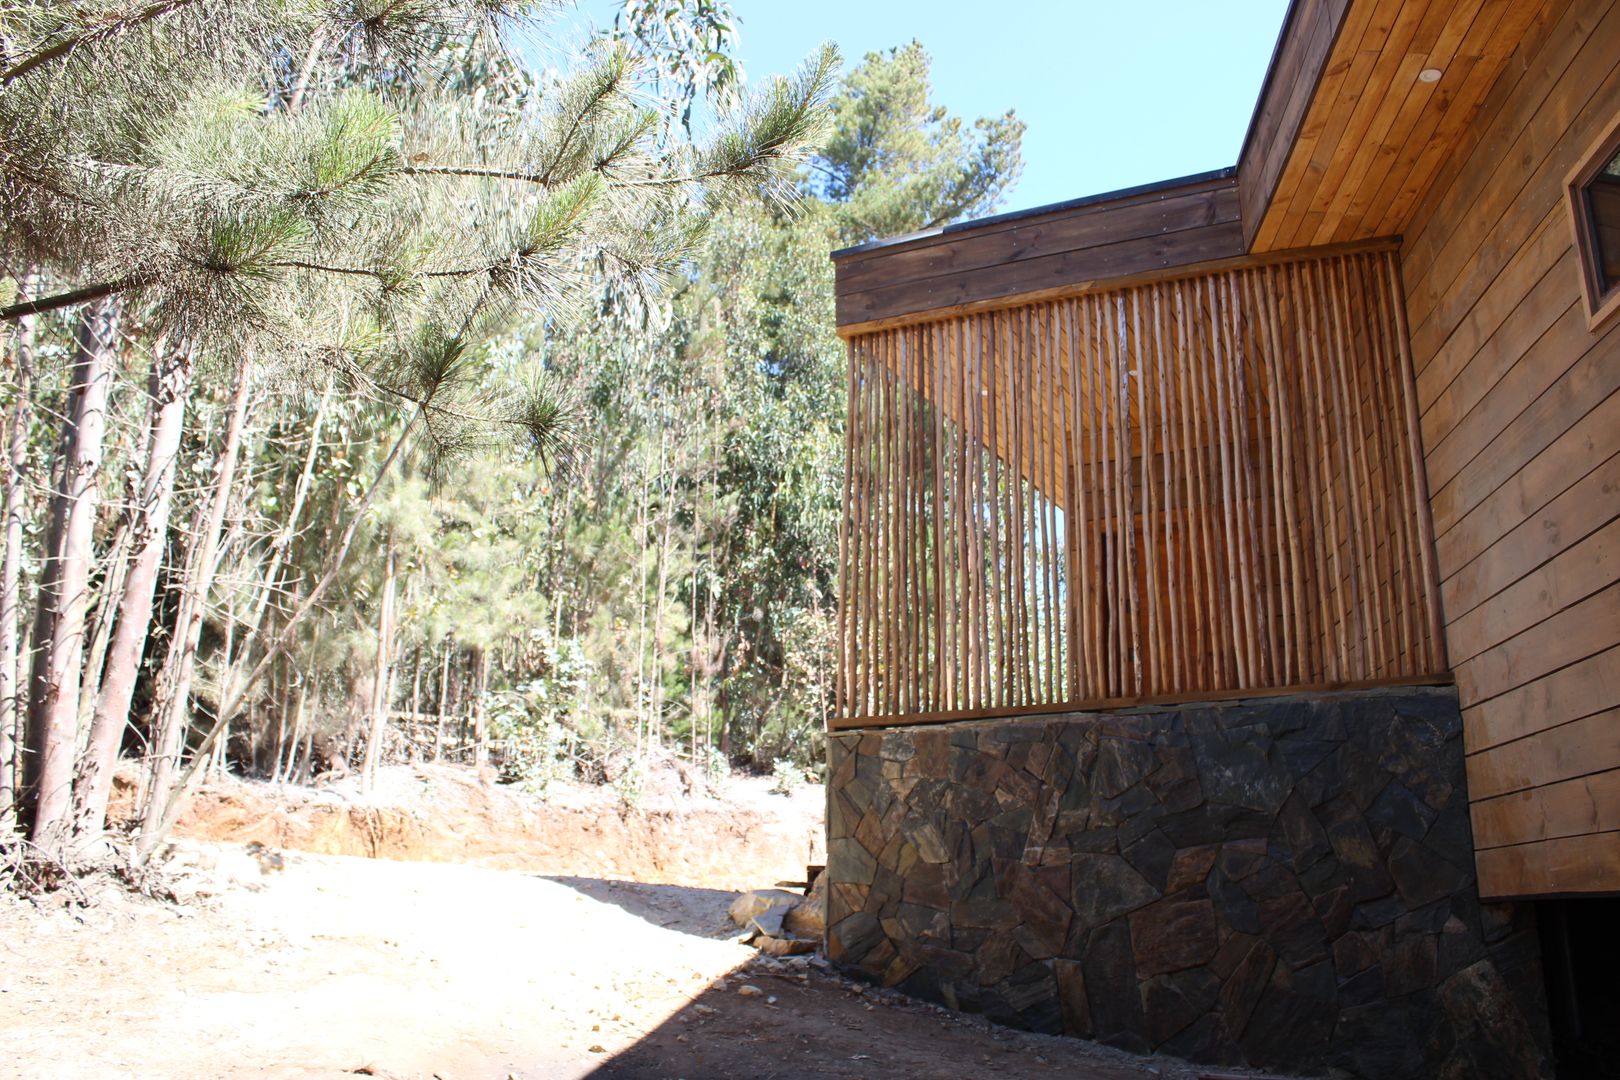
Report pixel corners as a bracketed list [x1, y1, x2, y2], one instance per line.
[832, 0, 1564, 332]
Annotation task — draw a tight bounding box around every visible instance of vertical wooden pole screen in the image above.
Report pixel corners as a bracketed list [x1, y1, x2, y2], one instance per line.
[835, 249, 1446, 727]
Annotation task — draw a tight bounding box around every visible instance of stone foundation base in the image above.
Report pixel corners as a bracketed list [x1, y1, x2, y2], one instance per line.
[825, 688, 1553, 1078]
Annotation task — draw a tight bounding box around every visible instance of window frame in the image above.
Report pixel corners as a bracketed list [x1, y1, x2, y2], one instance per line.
[1566, 113, 1620, 331]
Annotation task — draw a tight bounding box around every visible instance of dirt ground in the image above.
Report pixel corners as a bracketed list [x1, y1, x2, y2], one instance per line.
[120, 763, 828, 891]
[1, 766, 1247, 1080]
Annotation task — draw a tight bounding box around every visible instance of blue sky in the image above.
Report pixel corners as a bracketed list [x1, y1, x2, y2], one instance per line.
[548, 1, 1291, 216]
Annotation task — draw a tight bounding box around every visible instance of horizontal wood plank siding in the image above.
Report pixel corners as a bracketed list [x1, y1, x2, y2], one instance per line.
[835, 248, 1445, 728]
[1399, 0, 1620, 898]
[832, 175, 1243, 329]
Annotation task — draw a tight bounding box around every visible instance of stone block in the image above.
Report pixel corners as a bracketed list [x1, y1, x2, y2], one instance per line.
[991, 960, 1062, 1033]
[1217, 936, 1276, 1038]
[1093, 735, 1157, 798]
[1129, 895, 1218, 977]
[1368, 779, 1439, 842]
[1436, 960, 1555, 1079]
[1006, 863, 1072, 956]
[1158, 802, 1274, 847]
[827, 911, 884, 965]
[1274, 790, 1333, 872]
[1332, 995, 1444, 1080]
[1312, 882, 1354, 940]
[974, 930, 1028, 986]
[1240, 959, 1337, 1070]
[1141, 967, 1220, 1046]
[1207, 864, 1262, 935]
[1257, 889, 1329, 968]
[1189, 727, 1290, 813]
[1384, 932, 1438, 998]
[1387, 836, 1471, 910]
[1159, 1013, 1242, 1066]
[879, 730, 916, 761]
[1165, 844, 1220, 892]
[827, 836, 877, 887]
[1121, 829, 1177, 893]
[1054, 957, 1091, 1036]
[1071, 852, 1159, 928]
[1081, 918, 1144, 1045]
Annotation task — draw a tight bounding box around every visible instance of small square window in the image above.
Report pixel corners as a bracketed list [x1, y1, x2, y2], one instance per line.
[1567, 116, 1620, 329]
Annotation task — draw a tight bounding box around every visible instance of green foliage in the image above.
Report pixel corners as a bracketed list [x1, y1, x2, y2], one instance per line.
[2, 0, 837, 477]
[699, 744, 730, 790]
[814, 40, 1024, 244]
[485, 639, 592, 793]
[769, 757, 805, 795]
[517, 42, 1022, 772]
[609, 0, 743, 131]
[0, 15, 1021, 811]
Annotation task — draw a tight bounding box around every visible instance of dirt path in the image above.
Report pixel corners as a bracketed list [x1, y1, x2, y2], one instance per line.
[0, 844, 1219, 1080]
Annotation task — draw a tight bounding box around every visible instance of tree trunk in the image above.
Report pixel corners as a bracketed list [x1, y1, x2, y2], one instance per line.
[360, 533, 396, 792]
[0, 283, 35, 832]
[26, 298, 116, 849]
[407, 647, 421, 764]
[635, 473, 649, 758]
[70, 341, 192, 847]
[279, 676, 306, 785]
[75, 510, 133, 742]
[141, 414, 412, 857]
[435, 638, 450, 762]
[689, 562, 700, 764]
[216, 380, 330, 721]
[650, 435, 673, 749]
[473, 647, 489, 781]
[138, 358, 250, 851]
[295, 708, 315, 784]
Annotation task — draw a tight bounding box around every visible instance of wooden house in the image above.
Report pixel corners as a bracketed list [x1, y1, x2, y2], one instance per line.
[823, 1, 1619, 1075]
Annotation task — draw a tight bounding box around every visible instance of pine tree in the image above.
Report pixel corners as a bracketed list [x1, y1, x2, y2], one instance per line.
[0, 0, 836, 856]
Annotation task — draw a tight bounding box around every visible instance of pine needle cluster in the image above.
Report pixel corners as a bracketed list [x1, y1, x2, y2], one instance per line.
[0, 0, 837, 471]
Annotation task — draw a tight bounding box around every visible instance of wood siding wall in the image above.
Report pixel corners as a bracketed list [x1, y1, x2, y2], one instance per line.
[835, 247, 1446, 728]
[1399, 0, 1620, 898]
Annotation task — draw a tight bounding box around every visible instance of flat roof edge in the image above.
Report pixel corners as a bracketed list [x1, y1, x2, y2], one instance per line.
[1235, 0, 1309, 173]
[829, 166, 1239, 261]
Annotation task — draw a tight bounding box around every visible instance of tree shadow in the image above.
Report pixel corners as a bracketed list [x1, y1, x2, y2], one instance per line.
[541, 876, 1211, 1080]
[542, 874, 744, 940]
[576, 953, 1181, 1080]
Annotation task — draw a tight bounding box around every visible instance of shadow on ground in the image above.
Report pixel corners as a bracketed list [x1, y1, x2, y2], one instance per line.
[541, 876, 1231, 1080]
[543, 875, 744, 939]
[575, 951, 1207, 1080]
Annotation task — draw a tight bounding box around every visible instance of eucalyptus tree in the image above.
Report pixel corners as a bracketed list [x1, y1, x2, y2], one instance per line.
[0, 0, 835, 855]
[520, 41, 1024, 770]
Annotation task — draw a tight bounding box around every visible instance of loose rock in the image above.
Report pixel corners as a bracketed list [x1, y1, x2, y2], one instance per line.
[755, 934, 817, 957]
[728, 889, 803, 927]
[783, 871, 826, 938]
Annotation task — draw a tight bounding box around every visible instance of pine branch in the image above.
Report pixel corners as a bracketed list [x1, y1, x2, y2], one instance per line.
[400, 162, 558, 184]
[0, 0, 200, 87]
[537, 51, 630, 187]
[0, 276, 155, 321]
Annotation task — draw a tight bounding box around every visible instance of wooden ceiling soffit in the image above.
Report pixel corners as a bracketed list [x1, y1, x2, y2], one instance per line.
[831, 170, 1243, 330]
[1242, 0, 1564, 253]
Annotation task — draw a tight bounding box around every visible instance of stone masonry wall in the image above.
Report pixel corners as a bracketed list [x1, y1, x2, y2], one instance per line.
[824, 688, 1553, 1078]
